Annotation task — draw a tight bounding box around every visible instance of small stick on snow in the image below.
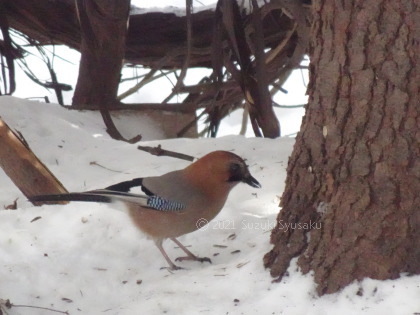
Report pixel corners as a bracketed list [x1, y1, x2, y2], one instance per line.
[137, 145, 194, 161]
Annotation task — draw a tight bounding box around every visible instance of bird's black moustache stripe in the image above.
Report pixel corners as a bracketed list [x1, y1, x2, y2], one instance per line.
[228, 173, 244, 182]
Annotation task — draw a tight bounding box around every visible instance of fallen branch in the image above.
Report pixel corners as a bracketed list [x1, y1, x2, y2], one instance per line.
[137, 145, 194, 161]
[0, 117, 68, 205]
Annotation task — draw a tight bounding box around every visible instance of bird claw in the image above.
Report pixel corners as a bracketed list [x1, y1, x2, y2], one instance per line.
[175, 256, 212, 264]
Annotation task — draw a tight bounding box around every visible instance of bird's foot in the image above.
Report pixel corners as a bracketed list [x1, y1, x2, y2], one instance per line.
[175, 255, 212, 264]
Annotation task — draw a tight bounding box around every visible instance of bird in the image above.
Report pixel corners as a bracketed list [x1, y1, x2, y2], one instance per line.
[29, 150, 261, 270]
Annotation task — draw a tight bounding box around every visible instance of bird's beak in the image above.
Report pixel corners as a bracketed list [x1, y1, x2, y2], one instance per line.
[243, 174, 261, 188]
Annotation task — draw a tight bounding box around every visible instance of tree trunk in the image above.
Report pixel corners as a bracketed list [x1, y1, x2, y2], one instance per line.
[0, 117, 68, 202]
[72, 0, 140, 142]
[264, 0, 419, 295]
[72, 0, 129, 108]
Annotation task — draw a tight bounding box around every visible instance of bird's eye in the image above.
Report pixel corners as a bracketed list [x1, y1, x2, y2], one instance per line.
[229, 163, 240, 172]
[227, 162, 244, 182]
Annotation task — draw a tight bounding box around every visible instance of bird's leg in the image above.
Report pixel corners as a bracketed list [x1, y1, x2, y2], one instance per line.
[171, 238, 212, 264]
[154, 239, 183, 270]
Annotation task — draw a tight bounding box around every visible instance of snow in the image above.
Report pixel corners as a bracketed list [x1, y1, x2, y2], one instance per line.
[129, 0, 272, 16]
[130, 5, 214, 17]
[1, 96, 419, 314]
[130, 0, 216, 17]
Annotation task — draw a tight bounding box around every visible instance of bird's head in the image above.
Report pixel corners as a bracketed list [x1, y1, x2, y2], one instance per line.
[185, 151, 261, 193]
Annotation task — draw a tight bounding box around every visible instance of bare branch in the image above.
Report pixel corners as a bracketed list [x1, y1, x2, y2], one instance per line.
[118, 68, 157, 100]
[0, 11, 17, 94]
[137, 144, 194, 161]
[273, 102, 306, 108]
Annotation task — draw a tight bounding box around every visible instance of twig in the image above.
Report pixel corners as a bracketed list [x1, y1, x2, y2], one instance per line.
[271, 80, 289, 94]
[180, 109, 209, 137]
[120, 70, 148, 82]
[273, 0, 310, 70]
[137, 145, 194, 161]
[273, 102, 306, 108]
[4, 197, 18, 210]
[0, 13, 16, 94]
[118, 68, 159, 101]
[178, 79, 238, 94]
[265, 25, 296, 65]
[161, 88, 177, 104]
[36, 44, 67, 105]
[10, 304, 69, 314]
[240, 104, 248, 135]
[64, 102, 193, 113]
[89, 161, 128, 173]
[117, 69, 175, 100]
[1, 299, 69, 315]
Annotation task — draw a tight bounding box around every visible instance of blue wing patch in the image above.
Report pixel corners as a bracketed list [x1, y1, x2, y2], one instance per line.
[147, 195, 185, 212]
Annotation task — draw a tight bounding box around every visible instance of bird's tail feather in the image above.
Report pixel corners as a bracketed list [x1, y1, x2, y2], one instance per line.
[29, 193, 112, 204]
[29, 191, 184, 212]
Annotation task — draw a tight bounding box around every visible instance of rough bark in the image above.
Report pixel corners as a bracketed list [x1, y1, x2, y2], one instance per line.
[0, 117, 68, 202]
[71, 0, 142, 142]
[72, 0, 129, 108]
[264, 0, 420, 295]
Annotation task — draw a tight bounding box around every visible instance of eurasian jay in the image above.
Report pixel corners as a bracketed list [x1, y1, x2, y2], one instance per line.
[29, 150, 261, 270]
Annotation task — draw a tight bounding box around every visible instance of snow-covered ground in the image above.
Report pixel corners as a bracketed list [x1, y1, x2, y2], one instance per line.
[0, 97, 419, 315]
